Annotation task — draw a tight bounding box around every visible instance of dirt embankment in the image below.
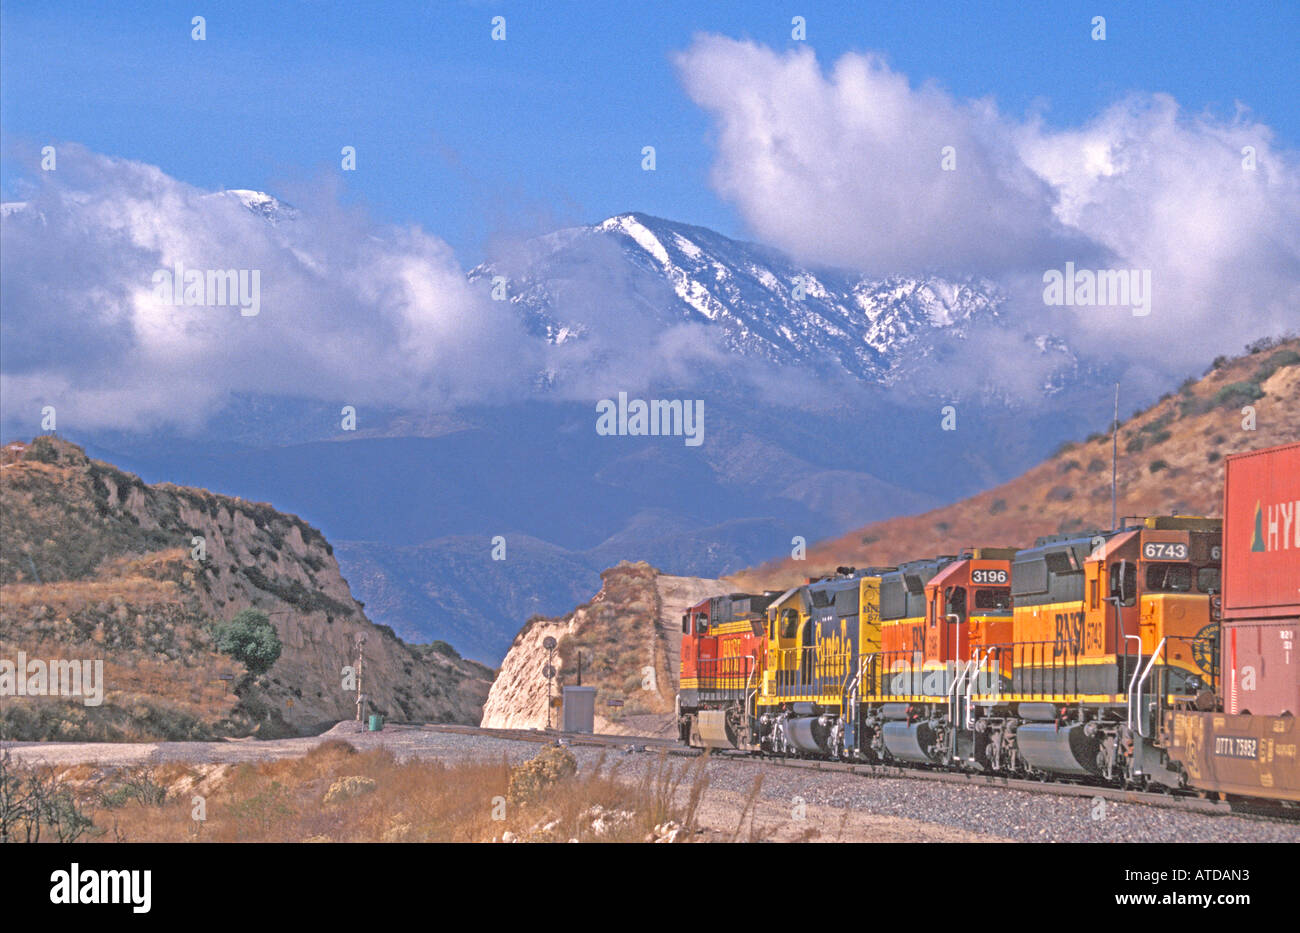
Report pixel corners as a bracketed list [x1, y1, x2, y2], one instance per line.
[0, 437, 492, 740]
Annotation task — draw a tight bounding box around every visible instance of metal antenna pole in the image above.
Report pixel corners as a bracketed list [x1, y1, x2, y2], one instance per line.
[1111, 382, 1120, 532]
[355, 635, 366, 723]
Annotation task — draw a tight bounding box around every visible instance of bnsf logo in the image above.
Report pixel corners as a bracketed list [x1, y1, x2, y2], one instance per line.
[1054, 611, 1085, 657]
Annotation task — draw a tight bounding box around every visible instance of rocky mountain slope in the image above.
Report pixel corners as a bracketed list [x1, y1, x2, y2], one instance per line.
[735, 338, 1300, 591]
[0, 437, 492, 740]
[481, 563, 722, 736]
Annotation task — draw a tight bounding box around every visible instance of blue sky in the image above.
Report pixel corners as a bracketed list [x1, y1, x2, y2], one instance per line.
[3, 0, 1298, 264]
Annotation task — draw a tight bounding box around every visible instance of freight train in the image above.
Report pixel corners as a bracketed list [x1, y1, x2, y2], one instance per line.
[676, 442, 1299, 803]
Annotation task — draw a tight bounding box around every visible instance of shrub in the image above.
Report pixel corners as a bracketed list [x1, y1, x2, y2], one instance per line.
[1253, 349, 1300, 383]
[988, 498, 1007, 515]
[22, 436, 61, 464]
[1207, 451, 1221, 463]
[1149, 460, 1168, 474]
[1125, 436, 1146, 454]
[213, 609, 282, 675]
[1046, 485, 1075, 502]
[1087, 458, 1107, 473]
[1245, 335, 1282, 355]
[507, 745, 577, 804]
[0, 749, 96, 842]
[428, 640, 461, 660]
[1212, 381, 1264, 409]
[323, 776, 377, 805]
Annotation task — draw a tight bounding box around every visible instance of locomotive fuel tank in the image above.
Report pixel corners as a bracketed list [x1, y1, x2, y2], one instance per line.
[785, 715, 833, 755]
[1015, 723, 1102, 776]
[881, 721, 940, 763]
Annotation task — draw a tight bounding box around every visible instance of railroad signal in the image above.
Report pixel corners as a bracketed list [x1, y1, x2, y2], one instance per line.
[542, 636, 558, 729]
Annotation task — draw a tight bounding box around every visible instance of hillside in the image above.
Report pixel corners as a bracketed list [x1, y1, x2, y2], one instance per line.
[734, 337, 1300, 590]
[0, 437, 493, 740]
[481, 562, 722, 736]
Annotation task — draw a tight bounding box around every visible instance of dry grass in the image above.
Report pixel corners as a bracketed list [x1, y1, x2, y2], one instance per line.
[27, 742, 714, 843]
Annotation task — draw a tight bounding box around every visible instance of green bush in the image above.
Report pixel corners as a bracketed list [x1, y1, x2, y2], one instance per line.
[1213, 381, 1264, 408]
[22, 436, 61, 464]
[213, 609, 282, 675]
[1149, 460, 1168, 474]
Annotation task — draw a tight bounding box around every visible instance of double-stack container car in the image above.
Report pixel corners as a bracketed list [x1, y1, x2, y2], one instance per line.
[1162, 442, 1300, 800]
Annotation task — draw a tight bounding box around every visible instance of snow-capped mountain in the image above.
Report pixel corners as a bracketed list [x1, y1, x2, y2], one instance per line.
[470, 212, 1021, 385]
[214, 189, 298, 223]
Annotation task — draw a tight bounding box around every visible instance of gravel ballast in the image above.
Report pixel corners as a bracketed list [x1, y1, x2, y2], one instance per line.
[7, 724, 1297, 843]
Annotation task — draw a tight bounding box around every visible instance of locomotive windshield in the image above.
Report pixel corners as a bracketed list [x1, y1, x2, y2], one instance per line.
[1145, 562, 1193, 593]
[974, 587, 1011, 611]
[1196, 566, 1221, 593]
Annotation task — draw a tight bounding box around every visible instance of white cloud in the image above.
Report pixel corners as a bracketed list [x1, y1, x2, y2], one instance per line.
[675, 36, 1300, 386]
[674, 36, 1085, 276]
[0, 145, 537, 433]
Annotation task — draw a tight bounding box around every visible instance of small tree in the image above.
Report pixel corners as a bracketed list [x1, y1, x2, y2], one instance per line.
[214, 609, 283, 675]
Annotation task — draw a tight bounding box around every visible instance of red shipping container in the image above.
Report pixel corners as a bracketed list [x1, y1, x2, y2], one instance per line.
[1221, 442, 1300, 620]
[1223, 620, 1298, 717]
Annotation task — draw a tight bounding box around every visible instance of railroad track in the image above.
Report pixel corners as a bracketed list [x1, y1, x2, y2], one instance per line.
[418, 723, 1299, 823]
